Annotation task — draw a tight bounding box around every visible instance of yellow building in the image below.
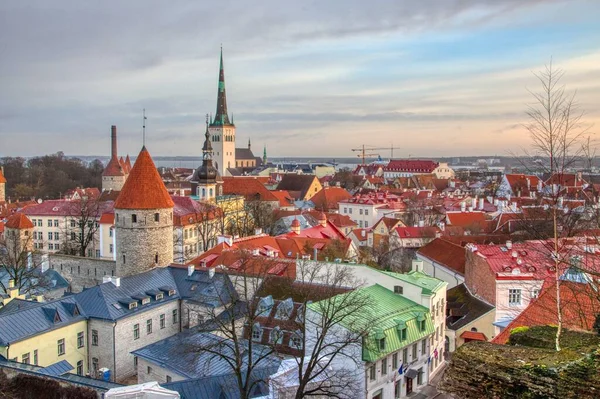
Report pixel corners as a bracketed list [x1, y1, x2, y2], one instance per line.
[0, 294, 88, 376]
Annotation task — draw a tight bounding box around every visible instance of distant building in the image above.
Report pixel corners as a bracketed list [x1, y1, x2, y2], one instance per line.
[101, 125, 131, 192]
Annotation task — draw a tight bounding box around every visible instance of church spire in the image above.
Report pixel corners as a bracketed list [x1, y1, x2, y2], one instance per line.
[263, 145, 267, 165]
[202, 115, 213, 159]
[212, 47, 232, 126]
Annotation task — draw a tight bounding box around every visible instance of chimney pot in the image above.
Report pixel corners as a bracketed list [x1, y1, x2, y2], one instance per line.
[111, 125, 118, 159]
[188, 264, 194, 277]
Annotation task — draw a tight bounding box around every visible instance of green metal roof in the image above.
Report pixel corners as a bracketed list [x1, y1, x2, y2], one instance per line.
[378, 270, 446, 295]
[308, 284, 434, 362]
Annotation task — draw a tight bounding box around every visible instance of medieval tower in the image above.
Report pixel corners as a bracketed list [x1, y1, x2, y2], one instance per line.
[209, 49, 236, 177]
[0, 167, 6, 203]
[102, 125, 130, 191]
[4, 213, 34, 257]
[114, 146, 174, 277]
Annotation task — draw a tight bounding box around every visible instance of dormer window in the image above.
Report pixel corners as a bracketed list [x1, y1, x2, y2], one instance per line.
[252, 323, 262, 341]
[141, 298, 150, 305]
[168, 290, 175, 296]
[129, 302, 138, 310]
[417, 313, 426, 331]
[270, 327, 283, 344]
[394, 285, 403, 295]
[378, 337, 386, 351]
[275, 298, 293, 320]
[291, 330, 303, 349]
[156, 293, 163, 300]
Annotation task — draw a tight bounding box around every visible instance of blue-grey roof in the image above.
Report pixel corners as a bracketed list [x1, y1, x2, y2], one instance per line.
[162, 368, 275, 399]
[0, 356, 121, 391]
[0, 298, 40, 316]
[0, 266, 69, 297]
[38, 360, 73, 376]
[74, 267, 237, 321]
[132, 331, 280, 380]
[0, 296, 86, 346]
[196, 301, 249, 333]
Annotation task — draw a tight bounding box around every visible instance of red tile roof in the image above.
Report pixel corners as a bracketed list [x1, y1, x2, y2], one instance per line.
[418, 238, 466, 274]
[99, 212, 115, 224]
[125, 155, 132, 173]
[270, 190, 295, 208]
[114, 147, 174, 210]
[102, 156, 125, 177]
[460, 331, 488, 341]
[394, 226, 440, 239]
[446, 211, 488, 228]
[309, 187, 352, 211]
[221, 177, 279, 202]
[172, 196, 221, 226]
[278, 220, 347, 240]
[505, 174, 540, 196]
[384, 159, 438, 173]
[493, 280, 600, 344]
[22, 199, 114, 217]
[5, 212, 34, 229]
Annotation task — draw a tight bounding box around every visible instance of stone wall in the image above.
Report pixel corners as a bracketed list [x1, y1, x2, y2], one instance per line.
[49, 254, 116, 292]
[115, 208, 173, 277]
[102, 175, 126, 192]
[135, 357, 185, 384]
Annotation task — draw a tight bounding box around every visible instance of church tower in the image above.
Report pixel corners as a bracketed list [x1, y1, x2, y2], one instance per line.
[209, 48, 236, 177]
[191, 116, 219, 202]
[114, 146, 174, 277]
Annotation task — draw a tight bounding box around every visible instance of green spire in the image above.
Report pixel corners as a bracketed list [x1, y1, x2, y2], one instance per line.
[212, 47, 232, 126]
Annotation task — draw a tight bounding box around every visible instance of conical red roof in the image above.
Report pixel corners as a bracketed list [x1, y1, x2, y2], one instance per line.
[5, 212, 34, 229]
[102, 156, 125, 177]
[114, 147, 174, 210]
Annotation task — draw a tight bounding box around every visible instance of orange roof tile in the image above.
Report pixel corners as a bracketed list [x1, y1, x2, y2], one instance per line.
[114, 147, 174, 209]
[270, 190, 295, 207]
[460, 331, 488, 341]
[309, 187, 352, 211]
[102, 156, 125, 177]
[5, 212, 34, 229]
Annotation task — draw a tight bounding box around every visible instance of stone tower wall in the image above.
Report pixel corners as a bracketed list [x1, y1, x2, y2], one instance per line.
[0, 182, 5, 203]
[5, 227, 33, 257]
[102, 175, 127, 192]
[209, 125, 236, 176]
[115, 208, 173, 277]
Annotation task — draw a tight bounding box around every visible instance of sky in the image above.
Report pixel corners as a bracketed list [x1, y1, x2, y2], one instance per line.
[1, 0, 600, 159]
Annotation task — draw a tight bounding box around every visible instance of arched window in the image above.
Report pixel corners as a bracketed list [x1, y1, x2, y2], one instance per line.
[202, 188, 206, 198]
[470, 327, 478, 332]
[209, 188, 213, 197]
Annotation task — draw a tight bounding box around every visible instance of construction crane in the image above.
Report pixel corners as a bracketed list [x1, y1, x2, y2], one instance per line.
[351, 144, 399, 165]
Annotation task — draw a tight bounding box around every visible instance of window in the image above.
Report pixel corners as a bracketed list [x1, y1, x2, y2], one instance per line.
[147, 319, 152, 334]
[92, 358, 99, 375]
[123, 254, 126, 264]
[49, 243, 54, 250]
[291, 332, 303, 349]
[96, 249, 100, 258]
[48, 232, 53, 240]
[509, 289, 522, 306]
[71, 232, 76, 241]
[134, 324, 140, 340]
[166, 375, 172, 383]
[392, 353, 398, 369]
[147, 366, 152, 374]
[365, 209, 369, 216]
[369, 365, 376, 381]
[54, 219, 59, 227]
[252, 324, 262, 341]
[77, 331, 84, 348]
[365, 221, 368, 228]
[269, 327, 283, 344]
[419, 319, 426, 331]
[343, 207, 347, 213]
[359, 209, 363, 215]
[22, 353, 30, 364]
[48, 220, 52, 227]
[58, 339, 65, 356]
[412, 344, 417, 359]
[394, 286, 403, 295]
[160, 314, 165, 329]
[37, 219, 42, 226]
[359, 221, 363, 228]
[421, 339, 426, 356]
[154, 213, 160, 222]
[77, 360, 83, 375]
[109, 244, 114, 253]
[378, 337, 386, 351]
[55, 244, 59, 250]
[381, 357, 387, 375]
[173, 309, 178, 324]
[131, 214, 137, 223]
[395, 380, 401, 398]
[417, 368, 423, 385]
[92, 330, 98, 346]
[109, 228, 113, 237]
[349, 208, 352, 214]
[402, 348, 408, 364]
[33, 350, 38, 365]
[70, 219, 76, 228]
[532, 288, 540, 299]
[54, 232, 59, 240]
[134, 356, 138, 368]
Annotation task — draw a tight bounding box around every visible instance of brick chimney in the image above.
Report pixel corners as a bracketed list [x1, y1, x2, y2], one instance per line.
[111, 125, 118, 159]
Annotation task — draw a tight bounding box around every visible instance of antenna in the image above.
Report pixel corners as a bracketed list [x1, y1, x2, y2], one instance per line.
[142, 109, 147, 146]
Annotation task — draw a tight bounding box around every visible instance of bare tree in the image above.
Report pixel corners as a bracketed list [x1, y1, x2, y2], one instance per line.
[0, 234, 46, 296]
[61, 197, 104, 257]
[520, 60, 590, 351]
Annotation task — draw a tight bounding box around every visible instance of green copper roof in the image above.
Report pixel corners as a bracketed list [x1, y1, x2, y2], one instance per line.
[378, 270, 446, 296]
[308, 284, 434, 362]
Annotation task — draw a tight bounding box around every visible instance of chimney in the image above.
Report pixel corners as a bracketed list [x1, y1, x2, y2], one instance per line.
[418, 219, 425, 227]
[35, 295, 44, 303]
[208, 268, 215, 279]
[506, 240, 513, 249]
[112, 277, 121, 287]
[8, 279, 15, 289]
[41, 254, 50, 273]
[460, 202, 466, 212]
[188, 264, 195, 277]
[111, 125, 118, 159]
[217, 235, 233, 247]
[479, 198, 484, 210]
[102, 276, 112, 284]
[468, 206, 473, 212]
[27, 252, 33, 270]
[313, 247, 318, 261]
[254, 227, 263, 235]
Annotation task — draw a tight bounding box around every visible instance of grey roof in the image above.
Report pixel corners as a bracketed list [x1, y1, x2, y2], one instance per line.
[0, 296, 86, 345]
[162, 369, 274, 399]
[0, 298, 40, 316]
[75, 266, 237, 321]
[196, 301, 249, 333]
[235, 148, 255, 161]
[133, 331, 280, 380]
[38, 360, 73, 376]
[446, 284, 495, 331]
[0, 266, 69, 298]
[0, 356, 121, 391]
